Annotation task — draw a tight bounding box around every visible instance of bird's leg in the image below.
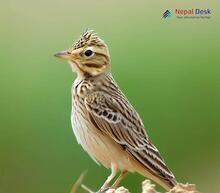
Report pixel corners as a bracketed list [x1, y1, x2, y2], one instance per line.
[112, 170, 128, 189]
[99, 163, 117, 192]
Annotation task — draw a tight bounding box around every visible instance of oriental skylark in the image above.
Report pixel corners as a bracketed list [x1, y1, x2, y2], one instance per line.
[54, 30, 177, 191]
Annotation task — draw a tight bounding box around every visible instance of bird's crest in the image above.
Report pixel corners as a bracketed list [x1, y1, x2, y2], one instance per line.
[72, 29, 105, 50]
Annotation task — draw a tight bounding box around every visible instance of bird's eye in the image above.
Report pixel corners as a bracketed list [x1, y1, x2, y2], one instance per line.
[83, 49, 94, 58]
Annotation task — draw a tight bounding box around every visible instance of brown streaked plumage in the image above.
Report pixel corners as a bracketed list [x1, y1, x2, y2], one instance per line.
[54, 29, 177, 191]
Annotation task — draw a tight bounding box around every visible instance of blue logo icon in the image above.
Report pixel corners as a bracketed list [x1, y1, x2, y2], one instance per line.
[162, 10, 172, 18]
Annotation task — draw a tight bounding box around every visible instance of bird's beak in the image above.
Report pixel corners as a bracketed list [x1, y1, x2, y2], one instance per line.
[54, 48, 83, 61]
[54, 50, 72, 60]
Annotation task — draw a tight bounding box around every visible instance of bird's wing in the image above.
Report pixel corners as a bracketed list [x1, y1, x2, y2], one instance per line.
[84, 91, 175, 180]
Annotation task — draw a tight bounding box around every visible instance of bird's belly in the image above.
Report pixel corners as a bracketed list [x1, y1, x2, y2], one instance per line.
[71, 109, 133, 170]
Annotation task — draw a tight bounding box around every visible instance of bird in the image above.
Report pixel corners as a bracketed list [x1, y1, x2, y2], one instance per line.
[54, 29, 177, 191]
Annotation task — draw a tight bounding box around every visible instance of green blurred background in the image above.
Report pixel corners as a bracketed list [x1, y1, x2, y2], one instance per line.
[1, 0, 220, 193]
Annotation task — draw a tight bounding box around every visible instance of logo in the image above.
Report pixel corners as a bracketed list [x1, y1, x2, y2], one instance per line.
[175, 9, 211, 15]
[162, 10, 172, 18]
[162, 8, 212, 19]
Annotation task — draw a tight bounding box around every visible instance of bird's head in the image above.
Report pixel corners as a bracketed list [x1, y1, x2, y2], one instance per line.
[54, 30, 111, 78]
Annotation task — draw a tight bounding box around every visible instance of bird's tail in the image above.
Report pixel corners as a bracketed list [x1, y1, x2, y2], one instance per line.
[127, 147, 177, 191]
[135, 165, 176, 190]
[138, 165, 177, 191]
